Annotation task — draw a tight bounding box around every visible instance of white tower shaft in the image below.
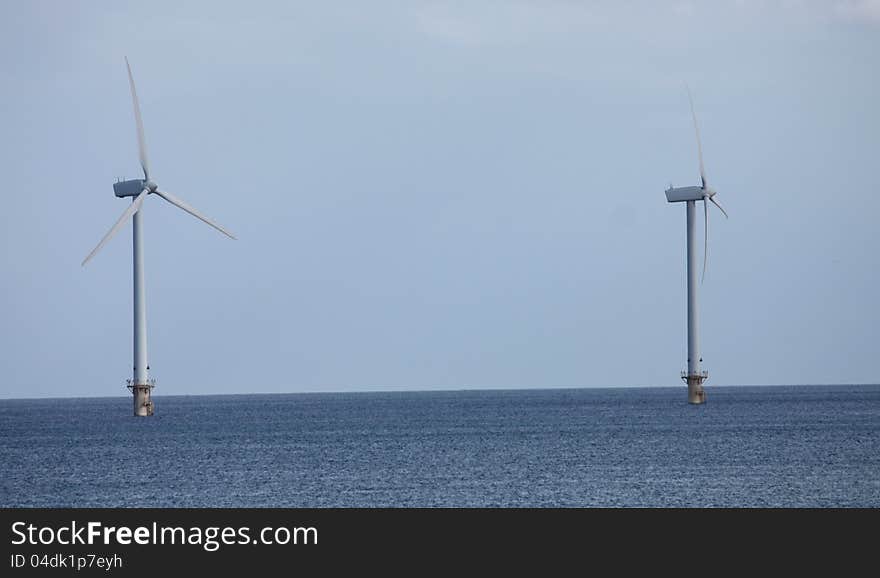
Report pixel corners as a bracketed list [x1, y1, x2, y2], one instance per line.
[685, 200, 707, 404]
[130, 205, 154, 416]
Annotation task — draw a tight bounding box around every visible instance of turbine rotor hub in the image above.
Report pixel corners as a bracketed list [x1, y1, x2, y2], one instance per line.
[144, 179, 158, 192]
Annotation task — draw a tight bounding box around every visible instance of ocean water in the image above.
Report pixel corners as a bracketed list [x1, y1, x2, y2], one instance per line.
[1, 385, 877, 507]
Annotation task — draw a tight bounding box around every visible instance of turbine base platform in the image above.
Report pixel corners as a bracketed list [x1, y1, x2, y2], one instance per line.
[127, 379, 155, 417]
[681, 371, 708, 405]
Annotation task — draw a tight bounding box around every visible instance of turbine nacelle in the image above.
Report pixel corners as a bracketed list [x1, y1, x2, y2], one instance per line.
[113, 179, 158, 198]
[665, 185, 704, 203]
[114, 179, 146, 198]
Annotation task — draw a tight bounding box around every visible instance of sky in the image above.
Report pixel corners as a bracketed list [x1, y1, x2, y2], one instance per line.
[1, 0, 878, 399]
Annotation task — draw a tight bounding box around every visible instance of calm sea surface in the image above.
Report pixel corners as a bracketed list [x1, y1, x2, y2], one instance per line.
[1, 385, 877, 507]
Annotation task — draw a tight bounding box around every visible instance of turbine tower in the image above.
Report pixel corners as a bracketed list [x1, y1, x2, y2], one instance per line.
[664, 88, 728, 404]
[82, 57, 236, 416]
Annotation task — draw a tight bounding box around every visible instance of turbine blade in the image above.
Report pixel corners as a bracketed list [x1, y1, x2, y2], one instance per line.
[710, 194, 729, 219]
[686, 85, 707, 189]
[153, 190, 237, 240]
[702, 197, 709, 284]
[125, 57, 150, 181]
[82, 188, 149, 266]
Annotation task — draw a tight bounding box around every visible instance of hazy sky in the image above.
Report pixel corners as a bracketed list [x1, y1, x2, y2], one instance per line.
[1, 1, 878, 398]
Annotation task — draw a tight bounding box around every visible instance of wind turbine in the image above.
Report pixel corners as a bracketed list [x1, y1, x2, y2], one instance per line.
[664, 87, 728, 404]
[82, 57, 236, 416]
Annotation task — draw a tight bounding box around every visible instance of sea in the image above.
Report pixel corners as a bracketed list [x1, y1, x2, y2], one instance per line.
[1, 385, 877, 508]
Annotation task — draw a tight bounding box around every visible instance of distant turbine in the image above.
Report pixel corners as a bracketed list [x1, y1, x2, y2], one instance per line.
[82, 57, 236, 416]
[664, 86, 728, 404]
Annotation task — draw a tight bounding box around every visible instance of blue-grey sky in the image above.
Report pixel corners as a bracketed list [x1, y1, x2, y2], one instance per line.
[1, 1, 878, 398]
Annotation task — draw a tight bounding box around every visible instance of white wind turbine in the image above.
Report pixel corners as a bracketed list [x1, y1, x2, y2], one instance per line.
[82, 57, 236, 416]
[664, 87, 728, 404]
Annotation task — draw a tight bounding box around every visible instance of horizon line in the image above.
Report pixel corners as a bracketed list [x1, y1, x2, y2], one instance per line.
[1, 382, 877, 402]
